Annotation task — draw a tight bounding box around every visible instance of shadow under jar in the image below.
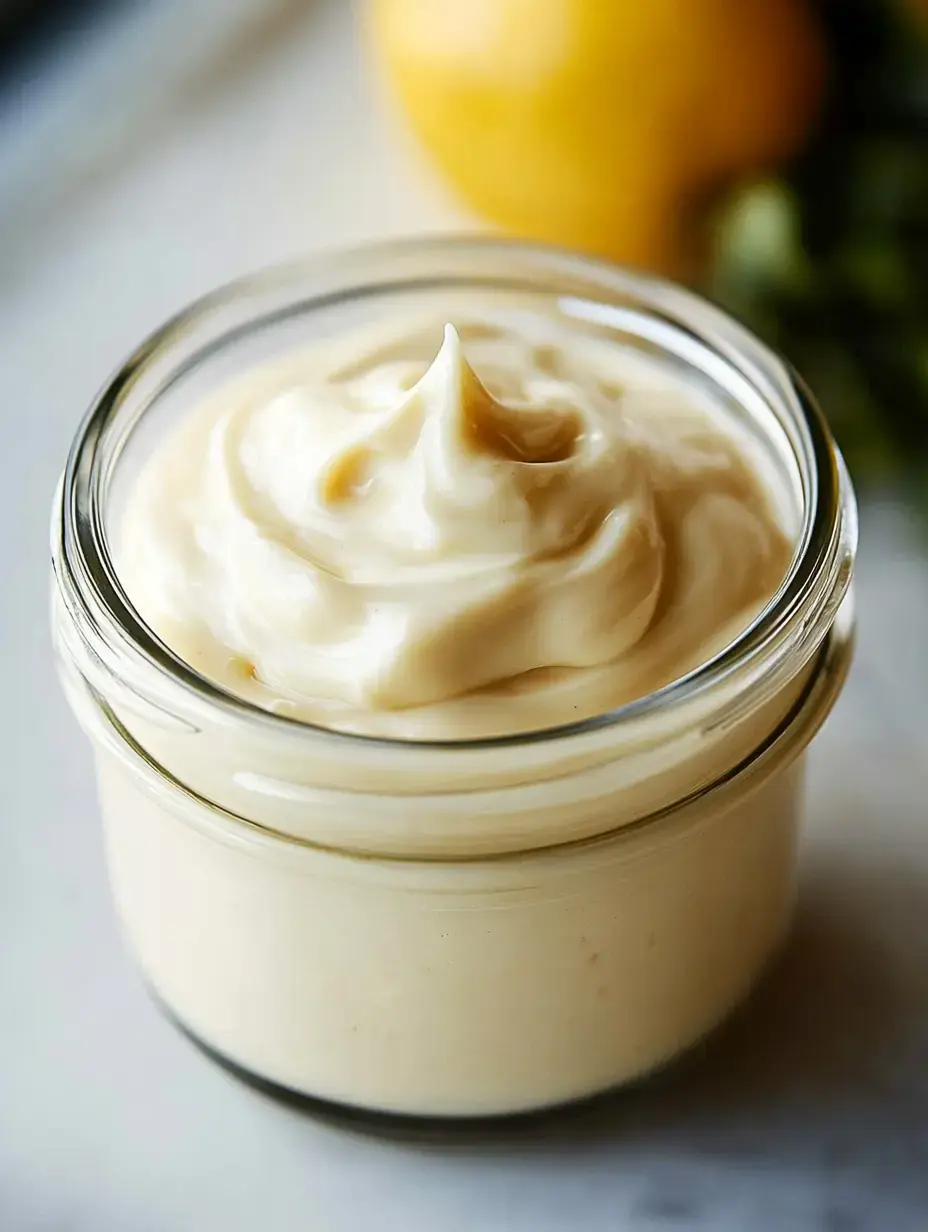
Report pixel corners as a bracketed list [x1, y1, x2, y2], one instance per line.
[51, 238, 857, 1120]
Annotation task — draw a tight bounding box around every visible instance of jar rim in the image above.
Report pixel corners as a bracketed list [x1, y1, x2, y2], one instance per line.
[54, 234, 856, 753]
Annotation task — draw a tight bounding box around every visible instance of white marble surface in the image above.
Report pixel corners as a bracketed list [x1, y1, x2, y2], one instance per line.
[1, 3, 927, 1229]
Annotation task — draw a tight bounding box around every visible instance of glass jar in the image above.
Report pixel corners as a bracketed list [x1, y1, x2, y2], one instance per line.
[51, 238, 856, 1120]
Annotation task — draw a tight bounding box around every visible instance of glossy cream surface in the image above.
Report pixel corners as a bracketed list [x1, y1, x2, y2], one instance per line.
[118, 316, 792, 739]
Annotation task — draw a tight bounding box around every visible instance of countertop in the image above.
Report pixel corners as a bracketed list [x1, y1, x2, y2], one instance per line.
[1, 3, 926, 1229]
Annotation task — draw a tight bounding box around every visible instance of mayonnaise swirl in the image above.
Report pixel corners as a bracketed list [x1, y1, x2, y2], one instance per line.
[120, 318, 791, 738]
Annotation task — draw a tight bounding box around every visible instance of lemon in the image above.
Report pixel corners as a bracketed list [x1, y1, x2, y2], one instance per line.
[370, 0, 825, 277]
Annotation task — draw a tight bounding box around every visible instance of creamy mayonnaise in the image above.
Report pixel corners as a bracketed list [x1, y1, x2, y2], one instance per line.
[119, 317, 791, 739]
[53, 238, 858, 1119]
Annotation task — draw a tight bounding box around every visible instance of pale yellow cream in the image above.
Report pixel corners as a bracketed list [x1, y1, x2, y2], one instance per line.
[57, 288, 856, 1119]
[119, 318, 791, 739]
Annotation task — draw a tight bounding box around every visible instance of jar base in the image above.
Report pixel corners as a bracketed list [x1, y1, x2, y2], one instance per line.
[140, 889, 798, 1132]
[151, 990, 643, 1139]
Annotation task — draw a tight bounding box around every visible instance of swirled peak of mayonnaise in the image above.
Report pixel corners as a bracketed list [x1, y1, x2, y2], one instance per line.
[119, 318, 793, 739]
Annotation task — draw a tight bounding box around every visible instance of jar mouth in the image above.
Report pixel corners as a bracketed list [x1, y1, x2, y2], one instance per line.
[55, 235, 856, 752]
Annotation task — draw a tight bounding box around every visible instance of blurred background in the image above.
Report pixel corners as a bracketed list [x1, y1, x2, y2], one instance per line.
[3, 0, 926, 491]
[1, 3, 927, 1230]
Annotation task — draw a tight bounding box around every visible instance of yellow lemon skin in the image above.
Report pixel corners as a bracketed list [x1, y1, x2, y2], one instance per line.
[370, 0, 826, 277]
